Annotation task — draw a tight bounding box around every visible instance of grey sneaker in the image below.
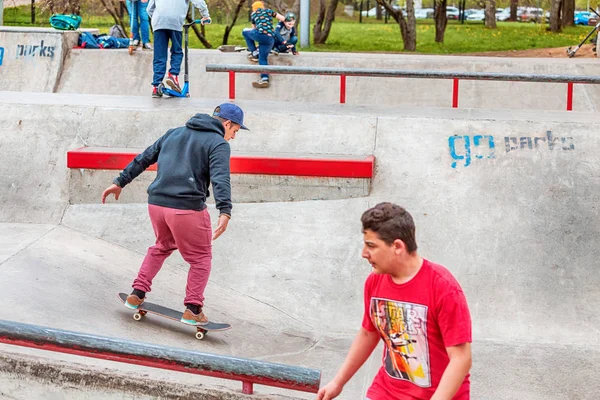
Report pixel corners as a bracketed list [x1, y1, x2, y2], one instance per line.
[132, 39, 140, 47]
[252, 79, 270, 89]
[247, 53, 258, 62]
[142, 43, 153, 51]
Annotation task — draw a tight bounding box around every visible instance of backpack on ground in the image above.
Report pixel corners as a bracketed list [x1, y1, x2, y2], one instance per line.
[50, 14, 82, 31]
[109, 24, 127, 38]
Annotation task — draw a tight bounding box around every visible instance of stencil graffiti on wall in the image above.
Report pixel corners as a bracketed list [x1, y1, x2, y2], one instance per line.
[449, 131, 575, 168]
[0, 47, 4, 66]
[15, 40, 55, 59]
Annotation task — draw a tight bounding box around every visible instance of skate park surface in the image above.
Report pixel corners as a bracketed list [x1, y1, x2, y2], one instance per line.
[1, 29, 600, 399]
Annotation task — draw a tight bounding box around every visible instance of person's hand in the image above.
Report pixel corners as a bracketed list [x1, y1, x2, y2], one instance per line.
[287, 44, 294, 48]
[101, 184, 122, 204]
[201, 17, 212, 25]
[316, 380, 343, 400]
[212, 214, 230, 240]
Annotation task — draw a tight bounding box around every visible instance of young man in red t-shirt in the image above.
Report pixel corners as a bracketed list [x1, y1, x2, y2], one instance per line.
[318, 203, 472, 400]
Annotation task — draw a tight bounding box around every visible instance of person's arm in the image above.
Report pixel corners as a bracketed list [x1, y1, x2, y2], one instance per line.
[114, 137, 164, 188]
[101, 134, 166, 203]
[147, 0, 155, 17]
[317, 328, 380, 400]
[208, 142, 232, 239]
[430, 343, 472, 400]
[191, 0, 210, 19]
[274, 23, 285, 43]
[273, 11, 286, 22]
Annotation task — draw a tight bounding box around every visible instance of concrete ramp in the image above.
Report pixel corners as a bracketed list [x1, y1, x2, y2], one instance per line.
[56, 49, 600, 111]
[0, 27, 79, 92]
[1, 92, 600, 398]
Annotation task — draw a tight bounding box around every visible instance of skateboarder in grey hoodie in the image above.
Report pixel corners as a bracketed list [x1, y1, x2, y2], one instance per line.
[147, 0, 211, 97]
[101, 103, 249, 325]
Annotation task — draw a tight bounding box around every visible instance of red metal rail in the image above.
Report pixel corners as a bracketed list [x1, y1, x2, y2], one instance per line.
[67, 147, 375, 179]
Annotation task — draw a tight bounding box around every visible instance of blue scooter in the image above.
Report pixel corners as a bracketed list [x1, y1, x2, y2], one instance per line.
[163, 18, 211, 98]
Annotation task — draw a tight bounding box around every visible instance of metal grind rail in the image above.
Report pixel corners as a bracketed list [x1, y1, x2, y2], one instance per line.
[205, 64, 600, 110]
[0, 319, 321, 395]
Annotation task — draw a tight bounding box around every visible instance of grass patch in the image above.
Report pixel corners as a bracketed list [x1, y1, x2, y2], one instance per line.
[2, 5, 592, 54]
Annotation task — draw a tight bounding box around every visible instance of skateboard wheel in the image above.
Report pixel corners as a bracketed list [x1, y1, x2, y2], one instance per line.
[195, 330, 205, 340]
[133, 312, 143, 321]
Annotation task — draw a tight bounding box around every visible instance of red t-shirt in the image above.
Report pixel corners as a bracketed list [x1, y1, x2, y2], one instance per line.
[362, 259, 472, 400]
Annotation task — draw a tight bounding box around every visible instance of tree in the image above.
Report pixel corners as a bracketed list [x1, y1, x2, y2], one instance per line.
[313, 0, 339, 44]
[562, 0, 574, 27]
[485, 0, 496, 28]
[221, 0, 246, 45]
[377, 0, 417, 51]
[97, 0, 128, 34]
[40, 0, 83, 15]
[433, 0, 447, 43]
[273, 0, 300, 15]
[549, 0, 563, 32]
[509, 0, 517, 21]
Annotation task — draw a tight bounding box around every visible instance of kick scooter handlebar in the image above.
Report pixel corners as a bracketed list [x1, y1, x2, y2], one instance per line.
[185, 18, 211, 27]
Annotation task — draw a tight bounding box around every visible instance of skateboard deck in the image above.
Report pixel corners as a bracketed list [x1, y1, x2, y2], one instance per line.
[118, 293, 231, 340]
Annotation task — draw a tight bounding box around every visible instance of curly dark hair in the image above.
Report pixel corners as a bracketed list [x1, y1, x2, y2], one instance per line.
[361, 202, 418, 253]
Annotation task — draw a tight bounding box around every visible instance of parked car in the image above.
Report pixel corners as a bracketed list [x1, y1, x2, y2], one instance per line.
[414, 8, 434, 19]
[466, 10, 485, 21]
[360, 5, 399, 17]
[496, 9, 511, 21]
[519, 8, 545, 23]
[447, 6, 460, 19]
[575, 11, 593, 25]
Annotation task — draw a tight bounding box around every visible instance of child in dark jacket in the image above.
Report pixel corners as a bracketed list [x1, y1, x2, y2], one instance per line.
[273, 12, 298, 55]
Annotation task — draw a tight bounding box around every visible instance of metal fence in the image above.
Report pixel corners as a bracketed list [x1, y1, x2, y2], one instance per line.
[205, 64, 600, 110]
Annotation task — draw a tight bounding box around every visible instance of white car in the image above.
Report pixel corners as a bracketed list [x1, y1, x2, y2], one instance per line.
[466, 10, 485, 21]
[496, 10, 511, 21]
[446, 6, 460, 19]
[361, 5, 400, 17]
[414, 8, 434, 19]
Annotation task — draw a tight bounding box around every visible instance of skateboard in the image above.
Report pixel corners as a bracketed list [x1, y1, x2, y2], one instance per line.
[118, 293, 231, 340]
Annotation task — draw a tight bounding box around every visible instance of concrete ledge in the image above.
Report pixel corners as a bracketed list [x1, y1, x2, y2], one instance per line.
[0, 350, 303, 399]
[69, 169, 372, 204]
[67, 147, 375, 178]
[0, 26, 79, 92]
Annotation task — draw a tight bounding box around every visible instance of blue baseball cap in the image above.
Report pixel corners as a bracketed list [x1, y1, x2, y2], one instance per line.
[213, 103, 249, 130]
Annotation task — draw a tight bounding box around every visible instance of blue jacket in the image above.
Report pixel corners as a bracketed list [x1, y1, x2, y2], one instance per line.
[114, 114, 232, 216]
[274, 21, 296, 44]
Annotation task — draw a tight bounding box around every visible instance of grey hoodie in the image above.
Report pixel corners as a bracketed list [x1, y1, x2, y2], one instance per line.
[147, 0, 209, 31]
[113, 114, 232, 216]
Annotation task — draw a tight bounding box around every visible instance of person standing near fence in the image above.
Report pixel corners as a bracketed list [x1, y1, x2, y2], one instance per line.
[122, 0, 153, 50]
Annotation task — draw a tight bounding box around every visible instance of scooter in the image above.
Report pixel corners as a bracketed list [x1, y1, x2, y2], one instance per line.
[566, 7, 600, 58]
[163, 18, 211, 98]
